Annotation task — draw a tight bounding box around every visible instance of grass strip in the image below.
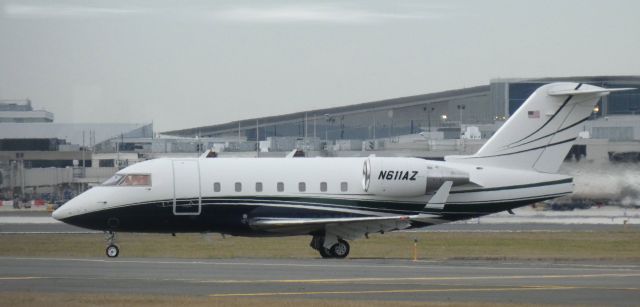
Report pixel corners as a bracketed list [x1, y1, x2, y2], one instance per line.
[1, 230, 639, 262]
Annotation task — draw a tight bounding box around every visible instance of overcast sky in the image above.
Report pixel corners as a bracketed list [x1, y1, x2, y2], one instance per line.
[1, 0, 638, 132]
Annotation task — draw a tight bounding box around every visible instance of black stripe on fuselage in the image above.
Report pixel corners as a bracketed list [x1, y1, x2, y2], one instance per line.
[71, 178, 572, 217]
[449, 178, 572, 194]
[66, 178, 573, 217]
[59, 179, 571, 233]
[59, 193, 566, 234]
[204, 199, 418, 215]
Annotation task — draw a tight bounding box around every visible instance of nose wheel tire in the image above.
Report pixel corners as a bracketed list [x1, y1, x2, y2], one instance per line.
[106, 244, 119, 258]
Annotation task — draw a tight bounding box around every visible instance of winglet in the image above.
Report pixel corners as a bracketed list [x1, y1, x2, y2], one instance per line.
[424, 181, 453, 210]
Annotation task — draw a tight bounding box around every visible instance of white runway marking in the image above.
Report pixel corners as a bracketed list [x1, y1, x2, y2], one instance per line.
[0, 216, 59, 224]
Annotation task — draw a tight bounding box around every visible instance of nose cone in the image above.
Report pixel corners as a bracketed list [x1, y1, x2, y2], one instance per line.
[52, 197, 83, 222]
[52, 207, 61, 220]
[51, 192, 104, 230]
[52, 203, 70, 221]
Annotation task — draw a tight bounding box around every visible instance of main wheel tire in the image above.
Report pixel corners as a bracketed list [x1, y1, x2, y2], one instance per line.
[106, 244, 119, 258]
[330, 240, 350, 259]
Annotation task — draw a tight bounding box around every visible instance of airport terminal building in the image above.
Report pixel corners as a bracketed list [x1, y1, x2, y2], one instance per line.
[163, 76, 640, 157]
[1, 76, 639, 206]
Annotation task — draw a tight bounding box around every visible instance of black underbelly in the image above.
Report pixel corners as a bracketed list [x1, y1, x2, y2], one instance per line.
[60, 202, 368, 235]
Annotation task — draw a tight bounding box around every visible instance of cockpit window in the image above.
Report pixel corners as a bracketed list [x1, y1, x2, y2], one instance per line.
[102, 174, 124, 186]
[101, 174, 151, 186]
[119, 174, 151, 186]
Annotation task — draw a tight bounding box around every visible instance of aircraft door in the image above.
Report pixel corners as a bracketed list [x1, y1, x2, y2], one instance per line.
[172, 159, 201, 215]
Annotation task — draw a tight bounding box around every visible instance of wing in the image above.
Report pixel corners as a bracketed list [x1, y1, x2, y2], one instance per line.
[248, 181, 454, 248]
[250, 215, 417, 234]
[249, 214, 442, 248]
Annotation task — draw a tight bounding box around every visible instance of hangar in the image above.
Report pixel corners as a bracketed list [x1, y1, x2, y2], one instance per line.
[163, 76, 640, 146]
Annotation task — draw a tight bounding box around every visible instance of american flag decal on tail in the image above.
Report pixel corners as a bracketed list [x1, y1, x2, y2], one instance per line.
[528, 110, 540, 118]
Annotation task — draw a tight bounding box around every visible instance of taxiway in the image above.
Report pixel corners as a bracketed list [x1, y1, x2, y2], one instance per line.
[1, 257, 638, 305]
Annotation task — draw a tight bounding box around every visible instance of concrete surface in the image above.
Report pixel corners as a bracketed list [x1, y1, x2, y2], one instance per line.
[0, 257, 638, 305]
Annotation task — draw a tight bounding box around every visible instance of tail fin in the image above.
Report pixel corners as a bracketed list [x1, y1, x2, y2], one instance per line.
[446, 82, 634, 173]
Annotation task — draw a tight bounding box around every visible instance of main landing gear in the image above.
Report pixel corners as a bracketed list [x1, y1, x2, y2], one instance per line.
[310, 236, 350, 259]
[105, 231, 119, 258]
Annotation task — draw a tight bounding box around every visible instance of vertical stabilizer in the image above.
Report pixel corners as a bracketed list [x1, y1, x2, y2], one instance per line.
[446, 82, 634, 173]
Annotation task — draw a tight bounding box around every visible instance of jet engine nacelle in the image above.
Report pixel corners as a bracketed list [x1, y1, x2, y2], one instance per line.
[362, 157, 470, 197]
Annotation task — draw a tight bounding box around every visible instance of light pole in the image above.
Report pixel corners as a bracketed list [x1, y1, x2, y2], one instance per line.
[324, 114, 335, 144]
[457, 105, 466, 124]
[255, 119, 259, 157]
[372, 112, 377, 139]
[457, 104, 466, 137]
[424, 106, 434, 132]
[387, 110, 393, 138]
[9, 161, 15, 200]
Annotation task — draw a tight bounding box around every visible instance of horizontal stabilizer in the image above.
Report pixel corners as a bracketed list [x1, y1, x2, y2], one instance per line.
[548, 87, 635, 96]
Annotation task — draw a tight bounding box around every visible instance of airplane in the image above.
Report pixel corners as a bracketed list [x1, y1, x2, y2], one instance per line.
[53, 82, 633, 258]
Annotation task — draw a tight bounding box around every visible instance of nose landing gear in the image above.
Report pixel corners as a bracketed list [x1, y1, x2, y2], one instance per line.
[105, 231, 119, 258]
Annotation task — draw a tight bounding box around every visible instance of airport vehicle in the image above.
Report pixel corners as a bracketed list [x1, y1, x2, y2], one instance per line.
[53, 83, 632, 258]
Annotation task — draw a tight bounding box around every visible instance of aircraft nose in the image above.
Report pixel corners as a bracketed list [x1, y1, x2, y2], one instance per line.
[52, 199, 76, 221]
[52, 206, 66, 221]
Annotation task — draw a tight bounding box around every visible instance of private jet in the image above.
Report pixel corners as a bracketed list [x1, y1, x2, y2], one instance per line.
[53, 82, 633, 258]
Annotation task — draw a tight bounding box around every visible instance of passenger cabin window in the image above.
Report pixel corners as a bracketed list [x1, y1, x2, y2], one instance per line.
[341, 182, 348, 192]
[235, 182, 242, 192]
[320, 182, 327, 192]
[255, 182, 263, 192]
[213, 182, 221, 192]
[298, 182, 306, 192]
[102, 174, 151, 186]
[277, 182, 284, 192]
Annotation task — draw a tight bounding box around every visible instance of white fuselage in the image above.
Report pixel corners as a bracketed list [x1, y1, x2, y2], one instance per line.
[53, 157, 572, 228]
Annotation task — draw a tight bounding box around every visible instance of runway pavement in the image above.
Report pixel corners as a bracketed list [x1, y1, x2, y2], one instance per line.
[1, 256, 639, 305]
[0, 222, 95, 233]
